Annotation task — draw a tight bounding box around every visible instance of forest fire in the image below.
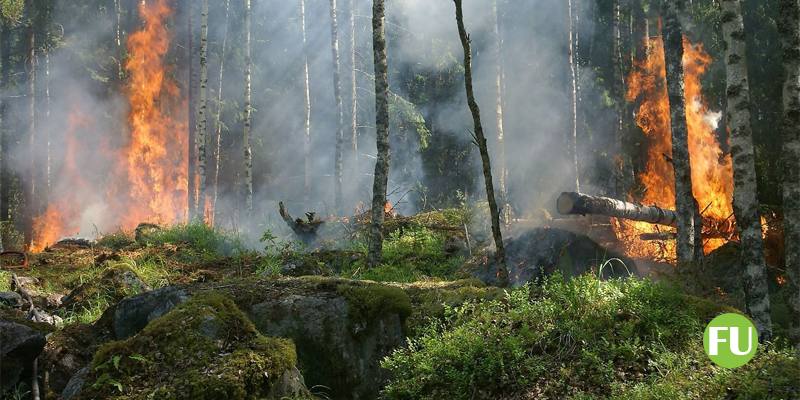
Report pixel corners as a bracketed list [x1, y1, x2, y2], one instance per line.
[117, 0, 188, 228]
[31, 0, 187, 250]
[614, 36, 735, 261]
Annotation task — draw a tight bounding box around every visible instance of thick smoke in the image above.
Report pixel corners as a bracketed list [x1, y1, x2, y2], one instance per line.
[3, 0, 612, 246]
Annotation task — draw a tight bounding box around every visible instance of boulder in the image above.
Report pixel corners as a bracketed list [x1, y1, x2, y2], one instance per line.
[77, 292, 308, 400]
[0, 291, 23, 308]
[467, 228, 637, 286]
[231, 278, 411, 400]
[0, 312, 52, 391]
[112, 286, 189, 339]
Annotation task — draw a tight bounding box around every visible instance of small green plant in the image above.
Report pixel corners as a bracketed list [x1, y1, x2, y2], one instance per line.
[96, 230, 136, 250]
[143, 222, 244, 259]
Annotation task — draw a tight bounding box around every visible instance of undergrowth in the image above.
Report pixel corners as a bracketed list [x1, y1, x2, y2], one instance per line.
[381, 274, 800, 399]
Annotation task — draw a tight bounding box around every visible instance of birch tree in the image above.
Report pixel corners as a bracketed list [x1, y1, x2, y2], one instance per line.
[493, 0, 509, 224]
[367, 0, 389, 268]
[330, 0, 345, 213]
[195, 0, 209, 220]
[243, 0, 253, 213]
[663, 0, 702, 264]
[301, 0, 311, 201]
[567, 0, 580, 192]
[212, 0, 231, 219]
[350, 0, 358, 178]
[778, 0, 800, 350]
[187, 0, 197, 218]
[721, 0, 773, 340]
[454, 0, 509, 287]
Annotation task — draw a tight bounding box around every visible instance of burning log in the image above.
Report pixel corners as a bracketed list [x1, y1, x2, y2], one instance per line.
[557, 192, 677, 227]
[278, 201, 324, 242]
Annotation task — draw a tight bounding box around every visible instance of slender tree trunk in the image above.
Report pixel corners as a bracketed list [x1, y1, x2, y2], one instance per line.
[778, 0, 800, 351]
[350, 0, 359, 183]
[26, 15, 36, 246]
[243, 0, 253, 213]
[454, 0, 508, 287]
[330, 0, 345, 213]
[493, 0, 509, 224]
[567, 0, 580, 192]
[212, 0, 231, 222]
[0, 20, 4, 251]
[196, 0, 209, 221]
[721, 0, 773, 341]
[1, 22, 9, 226]
[663, 0, 701, 264]
[187, 0, 197, 219]
[612, 0, 631, 197]
[300, 0, 312, 202]
[43, 49, 50, 198]
[367, 0, 389, 268]
[115, 0, 123, 79]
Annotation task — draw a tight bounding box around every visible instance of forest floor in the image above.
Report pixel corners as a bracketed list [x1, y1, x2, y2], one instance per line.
[1, 209, 799, 400]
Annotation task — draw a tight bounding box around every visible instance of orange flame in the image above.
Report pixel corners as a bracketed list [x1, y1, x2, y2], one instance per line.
[615, 36, 734, 261]
[31, 0, 187, 251]
[117, 0, 188, 228]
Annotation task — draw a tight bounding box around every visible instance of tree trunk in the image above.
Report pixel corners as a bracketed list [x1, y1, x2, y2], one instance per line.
[300, 0, 311, 202]
[454, 0, 508, 287]
[243, 0, 253, 213]
[330, 0, 345, 213]
[1, 22, 9, 227]
[567, 0, 580, 192]
[493, 0, 509, 225]
[187, 0, 197, 219]
[115, 0, 123, 79]
[196, 0, 209, 221]
[721, 0, 773, 340]
[0, 20, 4, 251]
[367, 0, 389, 268]
[778, 0, 800, 351]
[212, 0, 231, 222]
[557, 192, 678, 226]
[663, 0, 701, 265]
[350, 0, 359, 183]
[612, 0, 632, 197]
[25, 14, 35, 246]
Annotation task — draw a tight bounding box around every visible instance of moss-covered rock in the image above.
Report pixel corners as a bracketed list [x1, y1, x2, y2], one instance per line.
[61, 266, 150, 314]
[77, 292, 307, 400]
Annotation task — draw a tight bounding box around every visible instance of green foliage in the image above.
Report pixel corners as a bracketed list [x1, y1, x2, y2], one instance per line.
[344, 223, 466, 283]
[0, 0, 24, 22]
[0, 270, 10, 292]
[381, 275, 736, 399]
[142, 222, 244, 260]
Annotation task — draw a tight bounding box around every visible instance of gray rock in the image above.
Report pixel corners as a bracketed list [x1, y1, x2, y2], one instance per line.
[112, 286, 189, 339]
[0, 291, 23, 308]
[61, 366, 89, 400]
[0, 319, 47, 391]
[246, 282, 406, 400]
[471, 228, 637, 286]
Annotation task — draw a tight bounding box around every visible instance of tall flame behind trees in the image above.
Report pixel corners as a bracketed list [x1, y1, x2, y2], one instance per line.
[614, 36, 735, 261]
[31, 0, 187, 250]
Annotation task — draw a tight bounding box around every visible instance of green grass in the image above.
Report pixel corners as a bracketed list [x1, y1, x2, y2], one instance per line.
[341, 226, 465, 283]
[0, 270, 11, 292]
[141, 222, 245, 260]
[381, 274, 798, 400]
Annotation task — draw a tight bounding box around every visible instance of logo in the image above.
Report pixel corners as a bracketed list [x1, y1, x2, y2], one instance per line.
[703, 313, 758, 368]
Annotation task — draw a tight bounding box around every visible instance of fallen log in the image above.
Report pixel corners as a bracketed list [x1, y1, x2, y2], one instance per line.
[557, 192, 677, 227]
